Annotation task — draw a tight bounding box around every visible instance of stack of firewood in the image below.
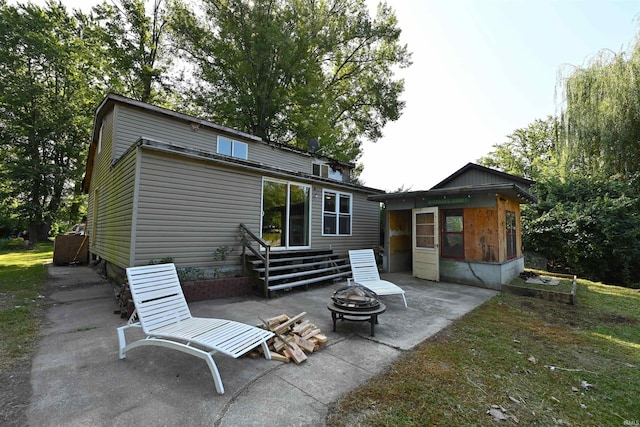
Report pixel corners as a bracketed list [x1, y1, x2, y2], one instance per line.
[250, 312, 328, 364]
[114, 279, 134, 319]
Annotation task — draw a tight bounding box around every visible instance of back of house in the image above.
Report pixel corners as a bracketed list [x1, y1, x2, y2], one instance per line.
[81, 94, 384, 296]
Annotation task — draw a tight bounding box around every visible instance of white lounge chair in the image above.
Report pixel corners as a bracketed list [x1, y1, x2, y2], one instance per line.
[117, 263, 274, 394]
[348, 249, 408, 307]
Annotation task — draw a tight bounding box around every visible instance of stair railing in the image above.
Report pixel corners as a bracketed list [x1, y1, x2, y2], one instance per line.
[239, 223, 271, 297]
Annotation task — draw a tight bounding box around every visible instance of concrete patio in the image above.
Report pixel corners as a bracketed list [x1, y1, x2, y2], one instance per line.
[28, 265, 497, 426]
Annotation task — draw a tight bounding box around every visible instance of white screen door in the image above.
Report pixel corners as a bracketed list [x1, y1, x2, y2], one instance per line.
[413, 207, 439, 281]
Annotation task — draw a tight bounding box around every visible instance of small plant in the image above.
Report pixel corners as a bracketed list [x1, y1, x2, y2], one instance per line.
[1, 238, 29, 250]
[177, 267, 205, 282]
[238, 228, 250, 247]
[213, 246, 233, 261]
[148, 256, 174, 265]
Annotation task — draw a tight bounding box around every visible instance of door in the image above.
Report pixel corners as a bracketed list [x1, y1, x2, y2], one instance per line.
[261, 179, 310, 249]
[413, 207, 439, 281]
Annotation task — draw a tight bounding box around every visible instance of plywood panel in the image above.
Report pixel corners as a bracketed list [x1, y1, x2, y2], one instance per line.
[464, 207, 498, 262]
[389, 210, 411, 255]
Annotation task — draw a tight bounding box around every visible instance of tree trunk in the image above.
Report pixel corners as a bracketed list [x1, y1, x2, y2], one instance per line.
[28, 221, 51, 244]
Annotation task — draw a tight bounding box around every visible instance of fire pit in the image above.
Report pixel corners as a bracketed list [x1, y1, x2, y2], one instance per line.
[331, 284, 381, 310]
[328, 284, 386, 336]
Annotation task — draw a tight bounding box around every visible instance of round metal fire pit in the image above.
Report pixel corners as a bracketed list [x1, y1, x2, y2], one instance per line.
[331, 284, 380, 311]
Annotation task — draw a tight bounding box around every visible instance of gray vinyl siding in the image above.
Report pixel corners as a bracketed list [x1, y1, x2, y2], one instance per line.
[98, 151, 136, 267]
[86, 97, 382, 273]
[87, 110, 114, 253]
[113, 105, 214, 160]
[113, 104, 310, 175]
[310, 186, 381, 255]
[250, 142, 310, 175]
[87, 110, 136, 268]
[133, 150, 380, 267]
[133, 150, 263, 267]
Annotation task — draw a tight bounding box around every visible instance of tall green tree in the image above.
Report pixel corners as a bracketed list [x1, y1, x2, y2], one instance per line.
[558, 42, 640, 177]
[91, 0, 171, 104]
[478, 116, 561, 182]
[0, 1, 100, 242]
[170, 0, 411, 162]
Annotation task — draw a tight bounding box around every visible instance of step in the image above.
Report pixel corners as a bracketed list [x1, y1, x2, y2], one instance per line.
[253, 257, 348, 273]
[264, 264, 350, 282]
[248, 253, 341, 267]
[267, 271, 352, 292]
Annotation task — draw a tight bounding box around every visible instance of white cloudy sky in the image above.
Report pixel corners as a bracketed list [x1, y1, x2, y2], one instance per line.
[14, 0, 640, 191]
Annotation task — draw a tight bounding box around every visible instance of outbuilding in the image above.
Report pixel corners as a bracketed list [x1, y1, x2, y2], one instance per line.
[369, 163, 537, 289]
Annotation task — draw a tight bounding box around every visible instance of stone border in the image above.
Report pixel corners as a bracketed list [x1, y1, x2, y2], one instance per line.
[503, 274, 577, 305]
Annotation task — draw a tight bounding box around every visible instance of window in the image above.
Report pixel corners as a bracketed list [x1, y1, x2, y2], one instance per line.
[217, 136, 248, 160]
[441, 209, 464, 259]
[506, 210, 517, 259]
[415, 212, 435, 249]
[313, 162, 343, 181]
[97, 121, 104, 154]
[322, 190, 352, 235]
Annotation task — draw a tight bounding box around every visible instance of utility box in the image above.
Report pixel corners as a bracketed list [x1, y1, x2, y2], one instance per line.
[53, 234, 89, 265]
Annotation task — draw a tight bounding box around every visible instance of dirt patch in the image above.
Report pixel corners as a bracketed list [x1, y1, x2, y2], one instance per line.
[598, 313, 638, 325]
[0, 364, 32, 426]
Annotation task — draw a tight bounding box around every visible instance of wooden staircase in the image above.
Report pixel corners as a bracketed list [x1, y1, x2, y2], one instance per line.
[245, 249, 351, 297]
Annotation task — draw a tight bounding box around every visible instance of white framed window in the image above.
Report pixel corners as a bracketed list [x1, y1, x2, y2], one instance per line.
[217, 136, 248, 160]
[313, 161, 343, 181]
[322, 190, 352, 235]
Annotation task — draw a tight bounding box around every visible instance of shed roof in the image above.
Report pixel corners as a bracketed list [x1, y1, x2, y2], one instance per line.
[431, 162, 535, 189]
[368, 163, 537, 204]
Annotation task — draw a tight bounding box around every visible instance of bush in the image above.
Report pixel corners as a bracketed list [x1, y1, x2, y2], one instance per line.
[524, 174, 640, 287]
[0, 238, 29, 251]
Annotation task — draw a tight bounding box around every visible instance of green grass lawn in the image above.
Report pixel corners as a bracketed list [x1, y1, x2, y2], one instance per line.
[0, 242, 53, 371]
[328, 278, 640, 426]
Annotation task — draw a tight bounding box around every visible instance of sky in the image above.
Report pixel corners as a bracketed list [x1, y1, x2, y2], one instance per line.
[15, 0, 640, 191]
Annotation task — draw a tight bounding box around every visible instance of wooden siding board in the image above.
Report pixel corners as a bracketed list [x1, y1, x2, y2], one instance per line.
[464, 207, 499, 263]
[462, 196, 522, 264]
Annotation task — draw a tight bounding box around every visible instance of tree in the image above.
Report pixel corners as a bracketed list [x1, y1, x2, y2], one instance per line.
[170, 0, 411, 162]
[478, 116, 561, 182]
[480, 118, 640, 287]
[557, 42, 640, 178]
[91, 0, 172, 104]
[524, 174, 640, 287]
[0, 1, 100, 242]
